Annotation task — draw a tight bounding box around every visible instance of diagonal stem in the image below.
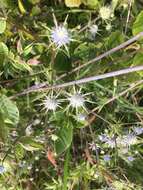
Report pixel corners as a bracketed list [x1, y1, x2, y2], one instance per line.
[10, 65, 143, 99]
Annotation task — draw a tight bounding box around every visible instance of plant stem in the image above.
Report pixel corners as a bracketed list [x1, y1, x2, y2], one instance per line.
[10, 65, 143, 98]
[63, 148, 70, 190]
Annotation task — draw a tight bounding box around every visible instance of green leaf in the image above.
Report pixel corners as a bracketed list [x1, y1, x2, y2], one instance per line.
[30, 5, 41, 16]
[0, 115, 8, 142]
[0, 95, 19, 126]
[54, 52, 72, 72]
[83, 0, 99, 9]
[12, 61, 32, 72]
[74, 42, 96, 61]
[28, 0, 41, 4]
[15, 144, 25, 159]
[132, 52, 143, 76]
[0, 42, 8, 64]
[19, 136, 44, 151]
[111, 0, 119, 10]
[55, 123, 73, 155]
[18, 0, 26, 14]
[0, 18, 6, 34]
[132, 11, 143, 36]
[104, 30, 125, 49]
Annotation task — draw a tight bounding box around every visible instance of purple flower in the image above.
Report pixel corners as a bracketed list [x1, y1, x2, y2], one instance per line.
[103, 155, 111, 162]
[98, 134, 108, 142]
[106, 138, 116, 148]
[123, 134, 137, 146]
[127, 156, 135, 162]
[0, 165, 6, 174]
[51, 26, 71, 47]
[133, 127, 143, 135]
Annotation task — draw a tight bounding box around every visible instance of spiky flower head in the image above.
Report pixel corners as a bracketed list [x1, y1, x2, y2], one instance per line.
[51, 26, 71, 47]
[99, 6, 112, 20]
[43, 97, 60, 111]
[68, 93, 85, 108]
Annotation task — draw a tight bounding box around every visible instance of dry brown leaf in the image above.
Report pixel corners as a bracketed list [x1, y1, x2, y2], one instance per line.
[46, 149, 57, 168]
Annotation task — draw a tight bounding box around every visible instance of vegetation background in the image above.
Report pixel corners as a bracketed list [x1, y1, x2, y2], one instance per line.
[0, 0, 143, 189]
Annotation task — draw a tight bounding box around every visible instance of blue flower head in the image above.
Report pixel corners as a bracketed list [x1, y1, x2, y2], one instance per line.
[51, 26, 71, 47]
[103, 155, 111, 162]
[133, 127, 143, 135]
[127, 156, 135, 162]
[0, 165, 6, 174]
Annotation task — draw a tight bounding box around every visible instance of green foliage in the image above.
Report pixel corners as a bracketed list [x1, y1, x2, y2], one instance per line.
[0, 0, 143, 189]
[0, 18, 6, 34]
[0, 95, 19, 126]
[132, 10, 143, 35]
[55, 123, 73, 155]
[0, 42, 8, 65]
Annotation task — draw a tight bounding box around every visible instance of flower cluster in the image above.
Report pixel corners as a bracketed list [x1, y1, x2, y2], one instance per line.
[42, 90, 89, 113]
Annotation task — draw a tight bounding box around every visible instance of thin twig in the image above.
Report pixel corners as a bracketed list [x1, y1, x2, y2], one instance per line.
[10, 65, 143, 99]
[125, 0, 132, 34]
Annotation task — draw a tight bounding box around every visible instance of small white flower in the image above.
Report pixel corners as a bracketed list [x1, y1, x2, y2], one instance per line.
[11, 130, 18, 137]
[106, 24, 112, 31]
[51, 26, 71, 47]
[35, 168, 39, 172]
[43, 97, 60, 111]
[99, 6, 112, 20]
[33, 119, 41, 126]
[35, 156, 39, 161]
[27, 165, 32, 170]
[25, 125, 33, 136]
[89, 24, 98, 37]
[51, 134, 58, 141]
[68, 93, 85, 108]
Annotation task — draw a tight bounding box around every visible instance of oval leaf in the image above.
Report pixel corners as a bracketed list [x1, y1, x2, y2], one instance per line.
[132, 11, 143, 36]
[55, 123, 73, 155]
[0, 95, 19, 126]
[0, 18, 6, 34]
[0, 42, 8, 64]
